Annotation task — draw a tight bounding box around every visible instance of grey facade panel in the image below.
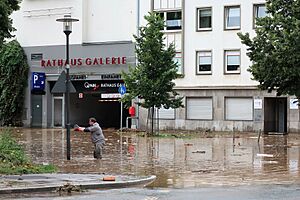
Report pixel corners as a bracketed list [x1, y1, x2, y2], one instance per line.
[23, 42, 136, 128]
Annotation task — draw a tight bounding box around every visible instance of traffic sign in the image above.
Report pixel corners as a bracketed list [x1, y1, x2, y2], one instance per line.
[51, 70, 76, 93]
[31, 72, 45, 91]
[118, 85, 126, 95]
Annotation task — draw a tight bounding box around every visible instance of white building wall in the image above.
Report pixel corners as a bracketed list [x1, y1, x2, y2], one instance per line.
[12, 0, 137, 47]
[175, 0, 266, 88]
[82, 0, 136, 43]
[11, 0, 83, 47]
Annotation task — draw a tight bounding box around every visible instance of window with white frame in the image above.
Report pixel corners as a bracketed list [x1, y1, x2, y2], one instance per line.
[225, 6, 240, 30]
[158, 11, 182, 31]
[173, 52, 182, 75]
[225, 98, 253, 120]
[197, 7, 212, 31]
[253, 4, 267, 27]
[196, 51, 212, 74]
[187, 98, 213, 120]
[165, 33, 182, 74]
[225, 50, 240, 74]
[154, 0, 182, 10]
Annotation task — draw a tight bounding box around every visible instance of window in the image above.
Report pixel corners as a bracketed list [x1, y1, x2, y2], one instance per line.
[154, 0, 182, 10]
[253, 4, 267, 28]
[225, 50, 240, 74]
[225, 6, 240, 30]
[31, 53, 43, 61]
[197, 8, 212, 31]
[187, 98, 213, 120]
[196, 51, 212, 74]
[225, 98, 253, 120]
[167, 11, 182, 30]
[157, 11, 182, 31]
[173, 52, 182, 75]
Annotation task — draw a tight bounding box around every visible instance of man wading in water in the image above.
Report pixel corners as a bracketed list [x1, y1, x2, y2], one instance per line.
[74, 118, 105, 159]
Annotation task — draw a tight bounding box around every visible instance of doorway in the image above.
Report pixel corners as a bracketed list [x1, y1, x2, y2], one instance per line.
[31, 95, 43, 127]
[264, 97, 287, 133]
[52, 96, 64, 127]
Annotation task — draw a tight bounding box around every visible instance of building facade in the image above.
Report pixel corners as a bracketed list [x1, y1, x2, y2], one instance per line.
[137, 0, 300, 133]
[12, 0, 137, 128]
[12, 0, 299, 132]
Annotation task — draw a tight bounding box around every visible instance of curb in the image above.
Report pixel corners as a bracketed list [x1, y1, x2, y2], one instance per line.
[0, 175, 156, 194]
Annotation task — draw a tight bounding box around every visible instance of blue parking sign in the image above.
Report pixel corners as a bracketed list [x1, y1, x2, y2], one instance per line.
[31, 72, 45, 91]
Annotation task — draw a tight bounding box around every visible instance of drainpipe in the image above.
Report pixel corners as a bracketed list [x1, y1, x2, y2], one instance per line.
[135, 0, 140, 129]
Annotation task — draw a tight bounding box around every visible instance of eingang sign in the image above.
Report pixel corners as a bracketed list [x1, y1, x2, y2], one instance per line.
[41, 56, 127, 67]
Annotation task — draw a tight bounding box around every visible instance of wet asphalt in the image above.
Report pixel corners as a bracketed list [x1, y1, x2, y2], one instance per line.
[2, 128, 300, 199]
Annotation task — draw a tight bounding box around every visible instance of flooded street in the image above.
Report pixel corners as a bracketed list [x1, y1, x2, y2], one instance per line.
[2, 128, 300, 199]
[10, 128, 300, 188]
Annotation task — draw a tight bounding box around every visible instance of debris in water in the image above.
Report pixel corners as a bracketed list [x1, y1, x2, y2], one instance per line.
[257, 153, 273, 158]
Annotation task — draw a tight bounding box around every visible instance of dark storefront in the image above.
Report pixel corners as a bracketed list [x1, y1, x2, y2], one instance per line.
[49, 79, 129, 128]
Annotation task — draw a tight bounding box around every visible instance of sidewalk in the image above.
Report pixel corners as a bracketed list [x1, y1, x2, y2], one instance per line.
[0, 173, 156, 194]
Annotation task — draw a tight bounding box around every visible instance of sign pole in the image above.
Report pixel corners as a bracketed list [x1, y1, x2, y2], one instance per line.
[118, 84, 126, 133]
[120, 101, 123, 132]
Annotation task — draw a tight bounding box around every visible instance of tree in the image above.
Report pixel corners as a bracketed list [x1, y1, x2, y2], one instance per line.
[238, 0, 300, 103]
[122, 12, 183, 134]
[0, 40, 29, 126]
[0, 0, 21, 46]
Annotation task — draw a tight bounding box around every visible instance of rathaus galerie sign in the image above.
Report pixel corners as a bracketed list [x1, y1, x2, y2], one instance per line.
[41, 56, 127, 67]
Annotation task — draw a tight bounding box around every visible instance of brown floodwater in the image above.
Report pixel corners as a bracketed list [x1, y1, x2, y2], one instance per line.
[9, 128, 300, 188]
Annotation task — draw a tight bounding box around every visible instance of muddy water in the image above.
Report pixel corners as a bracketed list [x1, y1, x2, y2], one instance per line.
[11, 129, 300, 188]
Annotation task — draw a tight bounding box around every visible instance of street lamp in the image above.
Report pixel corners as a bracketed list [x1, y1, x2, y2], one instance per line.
[56, 15, 79, 160]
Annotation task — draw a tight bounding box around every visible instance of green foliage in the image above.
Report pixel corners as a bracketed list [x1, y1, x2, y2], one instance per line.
[0, 0, 21, 46]
[0, 40, 29, 126]
[122, 12, 183, 110]
[0, 129, 56, 174]
[0, 129, 28, 165]
[238, 0, 300, 99]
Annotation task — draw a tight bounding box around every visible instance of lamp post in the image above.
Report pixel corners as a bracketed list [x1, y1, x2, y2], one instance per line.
[56, 15, 79, 160]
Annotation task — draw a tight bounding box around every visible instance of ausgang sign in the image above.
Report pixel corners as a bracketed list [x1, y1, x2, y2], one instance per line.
[41, 56, 127, 67]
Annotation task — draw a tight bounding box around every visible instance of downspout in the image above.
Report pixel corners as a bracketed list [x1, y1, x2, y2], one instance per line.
[135, 0, 140, 129]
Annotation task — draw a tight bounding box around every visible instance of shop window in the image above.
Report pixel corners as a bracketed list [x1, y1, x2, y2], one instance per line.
[225, 98, 253, 120]
[196, 51, 212, 74]
[225, 50, 240, 74]
[187, 97, 213, 120]
[224, 6, 240, 30]
[197, 7, 212, 31]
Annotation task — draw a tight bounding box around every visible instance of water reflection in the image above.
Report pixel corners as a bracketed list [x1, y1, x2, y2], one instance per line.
[12, 129, 300, 188]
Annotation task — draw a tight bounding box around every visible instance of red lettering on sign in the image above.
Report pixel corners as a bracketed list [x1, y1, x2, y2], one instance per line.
[99, 58, 103, 65]
[46, 60, 52, 67]
[40, 57, 127, 67]
[112, 57, 116, 65]
[122, 57, 126, 64]
[41, 60, 46, 67]
[71, 59, 77, 66]
[58, 59, 64, 67]
[78, 58, 83, 66]
[86, 58, 92, 65]
[106, 57, 110, 65]
[93, 58, 99, 65]
[52, 59, 56, 66]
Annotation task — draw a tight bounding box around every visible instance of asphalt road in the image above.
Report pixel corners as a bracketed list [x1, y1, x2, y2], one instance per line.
[2, 184, 300, 200]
